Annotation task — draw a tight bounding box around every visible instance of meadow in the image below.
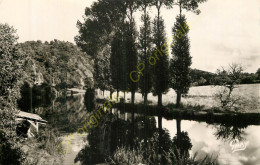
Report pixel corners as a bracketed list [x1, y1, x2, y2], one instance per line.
[100, 84, 260, 113]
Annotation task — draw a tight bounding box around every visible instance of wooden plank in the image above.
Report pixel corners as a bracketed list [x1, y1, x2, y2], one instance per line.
[16, 111, 47, 123]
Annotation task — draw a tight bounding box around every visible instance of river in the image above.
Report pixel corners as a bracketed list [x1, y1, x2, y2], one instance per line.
[19, 86, 260, 165]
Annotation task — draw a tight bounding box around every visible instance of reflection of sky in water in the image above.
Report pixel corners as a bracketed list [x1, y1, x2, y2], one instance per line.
[157, 118, 260, 165]
[61, 133, 88, 165]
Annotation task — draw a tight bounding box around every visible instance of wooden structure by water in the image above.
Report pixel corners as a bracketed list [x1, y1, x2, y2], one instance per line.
[15, 111, 47, 137]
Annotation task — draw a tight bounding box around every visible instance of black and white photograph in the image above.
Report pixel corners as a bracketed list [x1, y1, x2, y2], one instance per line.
[0, 0, 260, 164]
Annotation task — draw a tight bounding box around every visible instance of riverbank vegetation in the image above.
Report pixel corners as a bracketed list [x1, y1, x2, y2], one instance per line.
[1, 0, 260, 164]
[0, 23, 27, 164]
[20, 40, 93, 90]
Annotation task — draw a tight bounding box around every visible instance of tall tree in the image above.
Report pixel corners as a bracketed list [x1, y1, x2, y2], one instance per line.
[170, 14, 192, 108]
[152, 0, 170, 156]
[152, 0, 170, 107]
[169, 0, 206, 108]
[125, 0, 139, 104]
[75, 0, 126, 93]
[138, 0, 153, 106]
[138, 1, 153, 159]
[110, 30, 125, 98]
[94, 45, 112, 94]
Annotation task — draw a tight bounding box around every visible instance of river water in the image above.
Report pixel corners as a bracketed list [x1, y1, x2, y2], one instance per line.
[19, 89, 260, 165]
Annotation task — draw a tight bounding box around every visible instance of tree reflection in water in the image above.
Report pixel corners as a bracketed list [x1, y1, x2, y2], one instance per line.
[75, 108, 220, 164]
[172, 119, 192, 160]
[213, 123, 247, 142]
[74, 111, 157, 164]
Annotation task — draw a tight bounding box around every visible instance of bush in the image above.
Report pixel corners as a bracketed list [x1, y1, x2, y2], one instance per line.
[107, 131, 219, 165]
[36, 127, 62, 155]
[0, 131, 25, 165]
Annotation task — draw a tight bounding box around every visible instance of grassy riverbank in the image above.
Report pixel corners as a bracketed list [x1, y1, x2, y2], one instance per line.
[97, 84, 260, 113]
[21, 127, 63, 164]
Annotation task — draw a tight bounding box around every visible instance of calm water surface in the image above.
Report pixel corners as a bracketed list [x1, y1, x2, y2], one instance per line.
[22, 93, 260, 165]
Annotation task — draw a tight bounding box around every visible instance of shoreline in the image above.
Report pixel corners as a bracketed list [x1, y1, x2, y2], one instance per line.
[113, 102, 260, 126]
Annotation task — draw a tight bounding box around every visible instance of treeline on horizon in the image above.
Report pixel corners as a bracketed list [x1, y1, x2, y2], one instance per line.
[190, 69, 260, 86]
[17, 39, 260, 89]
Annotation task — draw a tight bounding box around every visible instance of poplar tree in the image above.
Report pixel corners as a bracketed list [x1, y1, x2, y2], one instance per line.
[169, 0, 206, 108]
[110, 30, 124, 98]
[138, 0, 153, 106]
[152, 0, 170, 107]
[170, 14, 191, 108]
[152, 0, 171, 156]
[125, 0, 139, 104]
[138, 0, 153, 160]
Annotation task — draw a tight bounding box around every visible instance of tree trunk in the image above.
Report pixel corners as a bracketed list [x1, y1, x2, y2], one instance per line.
[157, 92, 163, 156]
[117, 89, 119, 102]
[131, 92, 135, 150]
[144, 108, 148, 161]
[158, 106, 163, 155]
[124, 91, 126, 102]
[176, 92, 181, 108]
[144, 92, 148, 161]
[131, 91, 135, 104]
[144, 93, 148, 106]
[110, 90, 112, 99]
[158, 93, 162, 107]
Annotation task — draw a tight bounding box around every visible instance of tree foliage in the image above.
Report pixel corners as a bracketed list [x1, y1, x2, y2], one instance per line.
[214, 64, 243, 95]
[110, 31, 125, 94]
[139, 9, 153, 104]
[214, 64, 244, 111]
[170, 14, 191, 107]
[75, 0, 127, 93]
[152, 13, 170, 106]
[20, 40, 93, 89]
[172, 131, 192, 159]
[125, 22, 138, 102]
[0, 23, 27, 164]
[94, 45, 112, 92]
[170, 0, 208, 15]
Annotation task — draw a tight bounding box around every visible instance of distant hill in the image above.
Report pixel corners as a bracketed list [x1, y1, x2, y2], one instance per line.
[190, 69, 216, 86]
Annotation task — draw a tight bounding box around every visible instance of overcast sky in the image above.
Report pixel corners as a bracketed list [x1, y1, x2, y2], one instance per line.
[0, 0, 259, 73]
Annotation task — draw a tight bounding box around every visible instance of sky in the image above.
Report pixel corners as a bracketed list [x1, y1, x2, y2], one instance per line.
[0, 0, 259, 73]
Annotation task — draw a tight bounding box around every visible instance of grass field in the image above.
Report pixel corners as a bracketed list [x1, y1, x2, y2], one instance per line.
[99, 84, 260, 113]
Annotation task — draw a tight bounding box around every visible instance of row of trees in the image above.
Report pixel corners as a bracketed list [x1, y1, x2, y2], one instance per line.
[75, 0, 207, 108]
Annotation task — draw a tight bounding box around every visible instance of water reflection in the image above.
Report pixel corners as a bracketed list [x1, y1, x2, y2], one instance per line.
[173, 119, 192, 160]
[214, 124, 246, 142]
[74, 109, 157, 164]
[18, 88, 260, 165]
[18, 82, 54, 112]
